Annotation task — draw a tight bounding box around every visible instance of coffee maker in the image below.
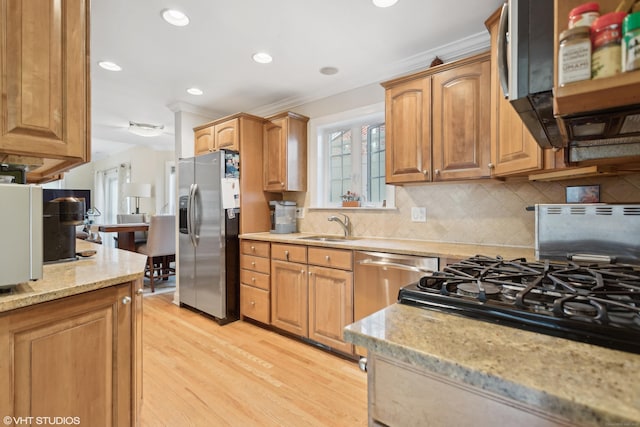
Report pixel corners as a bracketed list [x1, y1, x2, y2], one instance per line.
[43, 197, 85, 263]
[269, 201, 297, 234]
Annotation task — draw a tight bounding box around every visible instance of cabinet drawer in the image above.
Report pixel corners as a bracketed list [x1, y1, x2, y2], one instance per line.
[240, 269, 269, 291]
[240, 254, 270, 274]
[241, 240, 270, 258]
[271, 243, 307, 263]
[240, 284, 270, 324]
[308, 247, 353, 270]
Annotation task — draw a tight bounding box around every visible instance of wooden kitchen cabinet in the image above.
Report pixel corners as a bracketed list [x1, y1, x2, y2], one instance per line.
[307, 247, 353, 355]
[263, 111, 309, 192]
[270, 243, 354, 355]
[432, 56, 491, 181]
[384, 77, 432, 183]
[485, 8, 544, 177]
[270, 243, 308, 335]
[193, 117, 240, 155]
[240, 240, 271, 324]
[0, 0, 91, 183]
[194, 126, 215, 154]
[0, 281, 143, 427]
[367, 352, 577, 427]
[382, 52, 491, 184]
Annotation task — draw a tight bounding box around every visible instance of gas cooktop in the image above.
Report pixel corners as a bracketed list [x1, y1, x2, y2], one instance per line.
[398, 255, 640, 354]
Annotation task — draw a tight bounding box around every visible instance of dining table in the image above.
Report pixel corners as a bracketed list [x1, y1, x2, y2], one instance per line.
[98, 223, 149, 252]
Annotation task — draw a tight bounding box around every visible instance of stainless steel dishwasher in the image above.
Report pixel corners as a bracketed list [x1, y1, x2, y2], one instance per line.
[354, 250, 438, 325]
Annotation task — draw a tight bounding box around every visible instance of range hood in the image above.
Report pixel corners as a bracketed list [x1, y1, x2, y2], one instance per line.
[498, 0, 640, 160]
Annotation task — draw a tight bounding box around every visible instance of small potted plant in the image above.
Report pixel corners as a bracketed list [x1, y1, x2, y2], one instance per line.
[342, 191, 361, 207]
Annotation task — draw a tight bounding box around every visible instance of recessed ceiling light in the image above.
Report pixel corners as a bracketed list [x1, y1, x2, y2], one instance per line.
[187, 87, 203, 96]
[98, 61, 122, 71]
[320, 66, 339, 75]
[161, 9, 190, 27]
[252, 52, 273, 64]
[128, 121, 164, 137]
[373, 0, 399, 7]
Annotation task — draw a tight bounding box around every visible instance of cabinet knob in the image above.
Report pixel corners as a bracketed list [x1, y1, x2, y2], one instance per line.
[422, 170, 428, 175]
[250, 245, 255, 252]
[122, 296, 132, 305]
[136, 288, 144, 295]
[251, 277, 256, 282]
[281, 182, 285, 187]
[488, 163, 495, 169]
[325, 255, 330, 261]
[358, 357, 368, 372]
[300, 270, 305, 274]
[434, 169, 440, 175]
[250, 301, 256, 306]
[284, 250, 289, 260]
[251, 261, 256, 266]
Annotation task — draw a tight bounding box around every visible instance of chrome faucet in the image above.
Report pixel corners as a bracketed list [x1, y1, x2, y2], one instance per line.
[328, 214, 350, 238]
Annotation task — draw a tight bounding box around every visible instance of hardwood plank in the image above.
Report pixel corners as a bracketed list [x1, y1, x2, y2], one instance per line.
[141, 293, 367, 426]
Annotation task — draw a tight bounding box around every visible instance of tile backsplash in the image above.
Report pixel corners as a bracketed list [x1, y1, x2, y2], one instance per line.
[291, 174, 640, 248]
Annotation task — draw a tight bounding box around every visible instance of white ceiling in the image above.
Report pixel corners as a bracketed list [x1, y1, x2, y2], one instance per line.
[90, 0, 504, 160]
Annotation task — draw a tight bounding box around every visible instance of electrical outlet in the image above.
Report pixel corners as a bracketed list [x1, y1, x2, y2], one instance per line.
[411, 207, 426, 222]
[295, 207, 305, 219]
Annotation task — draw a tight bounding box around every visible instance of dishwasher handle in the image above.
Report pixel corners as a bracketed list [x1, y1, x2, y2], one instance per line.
[356, 258, 434, 275]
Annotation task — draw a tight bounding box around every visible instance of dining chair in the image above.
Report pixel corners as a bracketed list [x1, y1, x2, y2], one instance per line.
[135, 214, 176, 292]
[117, 213, 147, 244]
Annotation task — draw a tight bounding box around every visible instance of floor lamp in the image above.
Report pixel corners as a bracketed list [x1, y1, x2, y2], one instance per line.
[123, 182, 152, 214]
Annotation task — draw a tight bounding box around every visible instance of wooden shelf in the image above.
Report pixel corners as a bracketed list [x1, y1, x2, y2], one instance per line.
[553, 0, 640, 117]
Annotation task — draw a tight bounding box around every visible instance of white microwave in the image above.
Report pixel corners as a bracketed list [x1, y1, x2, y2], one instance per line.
[0, 183, 43, 289]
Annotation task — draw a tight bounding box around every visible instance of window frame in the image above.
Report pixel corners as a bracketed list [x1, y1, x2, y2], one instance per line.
[308, 102, 395, 209]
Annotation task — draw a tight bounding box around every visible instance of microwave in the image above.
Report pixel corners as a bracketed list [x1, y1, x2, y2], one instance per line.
[0, 183, 43, 289]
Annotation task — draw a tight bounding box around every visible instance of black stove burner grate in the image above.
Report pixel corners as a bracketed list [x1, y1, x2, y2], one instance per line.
[401, 255, 640, 354]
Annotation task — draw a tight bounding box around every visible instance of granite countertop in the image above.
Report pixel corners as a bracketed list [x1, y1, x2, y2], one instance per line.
[344, 304, 640, 427]
[239, 232, 535, 260]
[0, 240, 147, 313]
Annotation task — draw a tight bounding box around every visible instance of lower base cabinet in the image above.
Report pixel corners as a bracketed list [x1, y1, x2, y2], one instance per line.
[368, 352, 577, 427]
[0, 281, 143, 427]
[270, 244, 354, 355]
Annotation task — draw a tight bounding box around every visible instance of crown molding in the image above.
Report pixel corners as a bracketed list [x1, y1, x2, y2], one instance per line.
[249, 31, 490, 117]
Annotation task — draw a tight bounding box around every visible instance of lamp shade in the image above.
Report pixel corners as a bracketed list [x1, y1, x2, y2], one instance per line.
[123, 182, 152, 198]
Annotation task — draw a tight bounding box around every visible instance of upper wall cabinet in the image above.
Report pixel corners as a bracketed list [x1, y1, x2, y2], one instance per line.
[263, 111, 309, 192]
[485, 8, 544, 176]
[194, 117, 239, 155]
[0, 0, 91, 183]
[382, 52, 491, 184]
[384, 77, 432, 183]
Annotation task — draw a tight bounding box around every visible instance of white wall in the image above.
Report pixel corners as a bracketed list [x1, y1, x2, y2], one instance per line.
[63, 146, 174, 215]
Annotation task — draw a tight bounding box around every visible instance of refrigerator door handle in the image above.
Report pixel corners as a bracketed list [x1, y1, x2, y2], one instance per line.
[191, 183, 201, 246]
[187, 183, 198, 247]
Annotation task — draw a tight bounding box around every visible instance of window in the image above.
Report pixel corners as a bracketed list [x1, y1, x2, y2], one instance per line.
[309, 103, 394, 209]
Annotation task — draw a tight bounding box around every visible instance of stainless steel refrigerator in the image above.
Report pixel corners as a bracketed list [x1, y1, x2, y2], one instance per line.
[178, 150, 240, 324]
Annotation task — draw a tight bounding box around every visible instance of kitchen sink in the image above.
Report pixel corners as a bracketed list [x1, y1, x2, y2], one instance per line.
[298, 235, 360, 242]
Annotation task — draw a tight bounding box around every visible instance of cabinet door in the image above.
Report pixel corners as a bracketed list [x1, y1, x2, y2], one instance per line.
[271, 260, 308, 336]
[264, 117, 287, 191]
[215, 118, 239, 151]
[486, 13, 543, 176]
[432, 58, 491, 181]
[385, 77, 432, 183]
[194, 126, 215, 155]
[0, 284, 135, 427]
[308, 266, 354, 355]
[0, 0, 89, 161]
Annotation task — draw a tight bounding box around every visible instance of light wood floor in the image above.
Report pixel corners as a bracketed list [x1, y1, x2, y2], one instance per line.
[140, 293, 368, 427]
